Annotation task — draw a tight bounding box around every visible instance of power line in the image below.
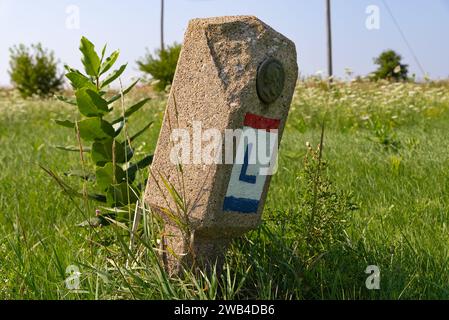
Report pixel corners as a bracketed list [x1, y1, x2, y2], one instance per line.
[381, 0, 426, 76]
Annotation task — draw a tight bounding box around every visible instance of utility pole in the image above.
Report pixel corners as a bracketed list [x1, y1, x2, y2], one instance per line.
[161, 0, 165, 51]
[325, 0, 333, 81]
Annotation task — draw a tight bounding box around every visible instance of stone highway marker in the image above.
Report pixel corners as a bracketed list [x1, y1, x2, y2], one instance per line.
[144, 15, 298, 274]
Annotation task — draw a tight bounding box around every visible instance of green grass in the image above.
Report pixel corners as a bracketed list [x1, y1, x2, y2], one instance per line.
[1, 80, 448, 299]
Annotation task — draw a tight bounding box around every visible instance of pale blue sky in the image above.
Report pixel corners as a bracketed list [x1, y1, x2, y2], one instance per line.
[0, 0, 448, 86]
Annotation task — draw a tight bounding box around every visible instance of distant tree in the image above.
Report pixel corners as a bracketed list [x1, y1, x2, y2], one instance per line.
[9, 43, 64, 98]
[372, 50, 409, 81]
[137, 43, 181, 92]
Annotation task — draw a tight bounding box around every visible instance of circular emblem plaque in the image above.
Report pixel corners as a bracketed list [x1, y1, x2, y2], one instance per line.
[256, 58, 285, 104]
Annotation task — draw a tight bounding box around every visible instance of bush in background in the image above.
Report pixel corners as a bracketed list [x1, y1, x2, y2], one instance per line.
[137, 43, 181, 92]
[8, 43, 64, 98]
[371, 49, 409, 81]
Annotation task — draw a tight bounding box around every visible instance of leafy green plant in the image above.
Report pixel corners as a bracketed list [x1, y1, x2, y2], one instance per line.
[137, 43, 181, 92]
[8, 43, 64, 98]
[369, 120, 402, 152]
[50, 36, 153, 223]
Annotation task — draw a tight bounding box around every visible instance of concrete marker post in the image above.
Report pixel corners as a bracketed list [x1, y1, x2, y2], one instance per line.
[144, 16, 298, 275]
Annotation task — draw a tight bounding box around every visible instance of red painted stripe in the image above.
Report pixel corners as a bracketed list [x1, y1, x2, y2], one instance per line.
[244, 113, 280, 131]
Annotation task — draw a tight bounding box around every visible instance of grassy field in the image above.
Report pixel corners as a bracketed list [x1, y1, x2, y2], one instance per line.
[1, 80, 449, 299]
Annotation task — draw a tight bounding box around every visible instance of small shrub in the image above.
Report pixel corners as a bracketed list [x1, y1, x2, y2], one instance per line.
[137, 43, 181, 92]
[8, 43, 64, 98]
[268, 133, 357, 262]
[372, 49, 409, 82]
[299, 141, 356, 258]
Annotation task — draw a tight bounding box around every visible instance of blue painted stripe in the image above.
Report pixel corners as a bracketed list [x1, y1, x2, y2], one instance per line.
[223, 196, 259, 214]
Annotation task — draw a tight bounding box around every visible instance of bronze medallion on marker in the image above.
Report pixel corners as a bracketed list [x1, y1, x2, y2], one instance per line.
[256, 58, 285, 104]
